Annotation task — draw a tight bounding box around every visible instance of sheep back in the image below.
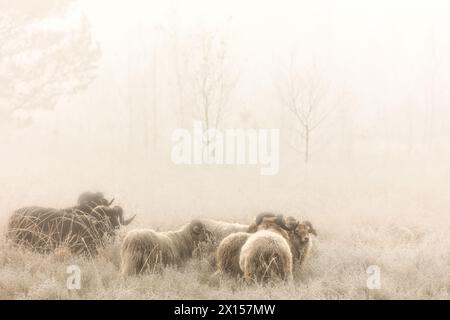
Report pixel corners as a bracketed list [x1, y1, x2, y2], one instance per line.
[216, 232, 250, 277]
[239, 230, 293, 283]
[121, 229, 177, 275]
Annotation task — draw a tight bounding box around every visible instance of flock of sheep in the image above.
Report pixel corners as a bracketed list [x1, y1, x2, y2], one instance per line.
[6, 192, 317, 283]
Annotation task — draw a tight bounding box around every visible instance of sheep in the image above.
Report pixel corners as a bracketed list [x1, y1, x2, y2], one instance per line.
[192, 219, 248, 267]
[217, 214, 317, 281]
[239, 232, 292, 283]
[246, 212, 280, 233]
[216, 213, 289, 278]
[199, 219, 248, 242]
[7, 199, 135, 255]
[253, 214, 317, 268]
[287, 220, 317, 267]
[75, 192, 115, 214]
[216, 232, 250, 277]
[239, 215, 294, 283]
[120, 220, 212, 275]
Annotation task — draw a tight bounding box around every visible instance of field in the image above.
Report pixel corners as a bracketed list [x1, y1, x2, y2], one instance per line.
[0, 159, 448, 300]
[2, 0, 450, 302]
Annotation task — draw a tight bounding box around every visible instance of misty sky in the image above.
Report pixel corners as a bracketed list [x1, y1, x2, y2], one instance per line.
[2, 0, 450, 225]
[5, 0, 450, 162]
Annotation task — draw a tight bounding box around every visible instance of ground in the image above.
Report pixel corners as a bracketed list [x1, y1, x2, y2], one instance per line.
[1, 211, 448, 299]
[0, 160, 449, 299]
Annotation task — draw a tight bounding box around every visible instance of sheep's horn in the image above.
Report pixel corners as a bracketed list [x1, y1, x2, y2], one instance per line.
[274, 215, 294, 231]
[283, 216, 300, 231]
[255, 212, 277, 226]
[121, 214, 136, 226]
[107, 198, 115, 206]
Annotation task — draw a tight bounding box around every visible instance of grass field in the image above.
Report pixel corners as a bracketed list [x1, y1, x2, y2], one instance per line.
[1, 206, 448, 299]
[0, 159, 449, 300]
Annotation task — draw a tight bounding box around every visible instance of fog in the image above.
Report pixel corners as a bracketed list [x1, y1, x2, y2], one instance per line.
[1, 0, 450, 226]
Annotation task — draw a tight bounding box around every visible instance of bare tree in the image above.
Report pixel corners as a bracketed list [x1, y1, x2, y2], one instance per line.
[189, 31, 238, 147]
[168, 7, 187, 128]
[276, 53, 331, 163]
[126, 23, 161, 155]
[0, 0, 101, 130]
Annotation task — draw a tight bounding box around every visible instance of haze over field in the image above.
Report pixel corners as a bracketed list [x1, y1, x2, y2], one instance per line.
[0, 0, 449, 299]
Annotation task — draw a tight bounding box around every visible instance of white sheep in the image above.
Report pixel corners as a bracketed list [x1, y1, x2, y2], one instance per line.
[217, 214, 317, 281]
[239, 229, 293, 283]
[216, 232, 250, 277]
[239, 215, 293, 283]
[200, 219, 248, 242]
[120, 220, 211, 275]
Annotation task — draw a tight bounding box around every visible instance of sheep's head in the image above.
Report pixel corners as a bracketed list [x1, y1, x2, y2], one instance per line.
[284, 216, 300, 230]
[190, 220, 214, 243]
[286, 220, 316, 258]
[292, 221, 317, 243]
[77, 192, 114, 213]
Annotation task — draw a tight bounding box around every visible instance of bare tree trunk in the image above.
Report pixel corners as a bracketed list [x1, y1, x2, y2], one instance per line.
[128, 98, 133, 151]
[53, 109, 60, 151]
[276, 55, 330, 165]
[168, 8, 185, 127]
[151, 44, 158, 148]
[173, 31, 185, 127]
[142, 99, 149, 156]
[304, 126, 310, 163]
[203, 91, 211, 147]
[127, 41, 134, 152]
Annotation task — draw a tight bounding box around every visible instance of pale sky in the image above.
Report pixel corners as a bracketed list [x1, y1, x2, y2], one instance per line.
[9, 0, 450, 158]
[76, 0, 450, 125]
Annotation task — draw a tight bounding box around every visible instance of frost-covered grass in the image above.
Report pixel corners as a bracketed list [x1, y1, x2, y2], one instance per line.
[1, 211, 448, 300]
[0, 159, 449, 299]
